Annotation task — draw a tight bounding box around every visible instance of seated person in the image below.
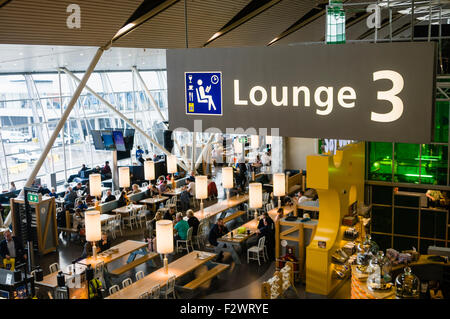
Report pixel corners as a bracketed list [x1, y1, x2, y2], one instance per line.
[49, 188, 58, 198]
[117, 191, 131, 207]
[130, 184, 140, 195]
[187, 179, 195, 197]
[0, 229, 27, 268]
[98, 232, 111, 252]
[56, 208, 67, 228]
[64, 187, 77, 208]
[187, 209, 200, 236]
[75, 199, 88, 211]
[103, 190, 116, 203]
[207, 175, 218, 198]
[163, 206, 176, 221]
[156, 176, 165, 186]
[101, 161, 112, 179]
[208, 218, 228, 247]
[74, 182, 83, 193]
[179, 185, 191, 212]
[157, 180, 169, 194]
[274, 207, 284, 223]
[9, 182, 16, 192]
[174, 213, 190, 242]
[78, 164, 88, 176]
[295, 190, 311, 205]
[256, 212, 275, 260]
[145, 183, 158, 197]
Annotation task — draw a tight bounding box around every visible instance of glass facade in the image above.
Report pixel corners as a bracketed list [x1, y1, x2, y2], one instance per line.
[0, 70, 168, 192]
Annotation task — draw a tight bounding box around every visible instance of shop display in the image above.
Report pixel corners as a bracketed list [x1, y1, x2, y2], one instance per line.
[366, 252, 392, 291]
[356, 235, 379, 274]
[342, 215, 358, 226]
[331, 249, 349, 265]
[395, 267, 420, 299]
[344, 227, 359, 240]
[342, 241, 356, 256]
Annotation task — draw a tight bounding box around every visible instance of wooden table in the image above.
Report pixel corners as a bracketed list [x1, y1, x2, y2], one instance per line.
[164, 188, 183, 196]
[112, 204, 145, 216]
[194, 194, 249, 221]
[216, 209, 278, 264]
[107, 250, 216, 299]
[78, 240, 148, 268]
[140, 196, 169, 212]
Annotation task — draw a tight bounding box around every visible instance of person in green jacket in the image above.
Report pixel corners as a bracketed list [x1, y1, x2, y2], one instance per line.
[174, 213, 190, 241]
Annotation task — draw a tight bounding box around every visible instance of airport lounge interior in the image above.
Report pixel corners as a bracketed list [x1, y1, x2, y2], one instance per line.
[0, 0, 449, 304]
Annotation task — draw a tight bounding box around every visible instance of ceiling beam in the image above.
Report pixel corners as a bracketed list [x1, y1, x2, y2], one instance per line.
[267, 2, 328, 46]
[203, 0, 283, 47]
[0, 0, 13, 9]
[110, 0, 180, 45]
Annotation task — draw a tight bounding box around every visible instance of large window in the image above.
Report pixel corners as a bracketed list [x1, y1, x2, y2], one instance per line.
[0, 70, 168, 192]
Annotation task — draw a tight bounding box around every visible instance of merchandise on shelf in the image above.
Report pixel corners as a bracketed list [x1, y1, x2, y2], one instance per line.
[395, 267, 420, 299]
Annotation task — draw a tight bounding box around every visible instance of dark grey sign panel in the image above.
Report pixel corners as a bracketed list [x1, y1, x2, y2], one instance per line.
[167, 42, 436, 143]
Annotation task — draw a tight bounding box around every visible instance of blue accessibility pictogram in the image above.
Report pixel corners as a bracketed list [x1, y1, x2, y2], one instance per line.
[185, 71, 222, 116]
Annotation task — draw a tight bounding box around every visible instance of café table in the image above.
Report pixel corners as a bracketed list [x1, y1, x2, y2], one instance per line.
[107, 250, 216, 299]
[164, 188, 184, 196]
[112, 204, 145, 217]
[215, 208, 278, 264]
[140, 195, 169, 212]
[193, 194, 249, 221]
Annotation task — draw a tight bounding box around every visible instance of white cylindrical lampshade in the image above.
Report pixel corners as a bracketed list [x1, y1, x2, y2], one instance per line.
[249, 183, 263, 209]
[85, 211, 101, 242]
[222, 167, 234, 189]
[119, 167, 130, 188]
[195, 175, 208, 199]
[251, 135, 259, 149]
[144, 160, 155, 181]
[266, 135, 272, 145]
[89, 174, 102, 197]
[156, 220, 174, 254]
[273, 173, 286, 197]
[167, 155, 177, 174]
[234, 138, 243, 154]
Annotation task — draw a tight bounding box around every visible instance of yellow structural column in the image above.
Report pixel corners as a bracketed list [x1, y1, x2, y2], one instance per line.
[305, 142, 365, 296]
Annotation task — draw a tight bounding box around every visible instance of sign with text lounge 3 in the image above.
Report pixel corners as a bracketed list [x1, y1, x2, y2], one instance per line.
[167, 42, 436, 143]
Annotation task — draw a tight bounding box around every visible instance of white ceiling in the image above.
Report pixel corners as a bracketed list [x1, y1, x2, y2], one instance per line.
[0, 44, 166, 73]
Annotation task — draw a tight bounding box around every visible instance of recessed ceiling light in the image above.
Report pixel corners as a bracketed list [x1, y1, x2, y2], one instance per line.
[19, 52, 23, 56]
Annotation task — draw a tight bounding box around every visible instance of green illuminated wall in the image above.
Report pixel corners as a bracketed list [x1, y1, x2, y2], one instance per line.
[368, 101, 449, 186]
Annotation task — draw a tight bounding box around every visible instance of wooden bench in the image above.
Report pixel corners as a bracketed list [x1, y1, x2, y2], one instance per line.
[183, 263, 230, 290]
[223, 210, 246, 224]
[110, 252, 158, 276]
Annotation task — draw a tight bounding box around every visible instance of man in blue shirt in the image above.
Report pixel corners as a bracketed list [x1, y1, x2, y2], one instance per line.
[136, 146, 144, 165]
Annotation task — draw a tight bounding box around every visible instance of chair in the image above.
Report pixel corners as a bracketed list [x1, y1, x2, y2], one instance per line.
[111, 214, 123, 238]
[139, 292, 149, 299]
[137, 207, 150, 228]
[122, 208, 138, 230]
[194, 220, 206, 249]
[109, 285, 120, 295]
[190, 196, 199, 208]
[49, 263, 60, 274]
[247, 236, 267, 266]
[65, 264, 75, 274]
[122, 278, 133, 288]
[262, 192, 270, 204]
[149, 284, 161, 299]
[135, 271, 145, 281]
[176, 227, 194, 254]
[265, 202, 274, 213]
[94, 261, 105, 284]
[161, 275, 176, 299]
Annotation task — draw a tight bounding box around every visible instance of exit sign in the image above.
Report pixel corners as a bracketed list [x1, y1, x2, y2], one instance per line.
[27, 193, 39, 203]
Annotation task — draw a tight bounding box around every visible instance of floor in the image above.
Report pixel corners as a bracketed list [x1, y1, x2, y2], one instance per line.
[31, 165, 351, 299]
